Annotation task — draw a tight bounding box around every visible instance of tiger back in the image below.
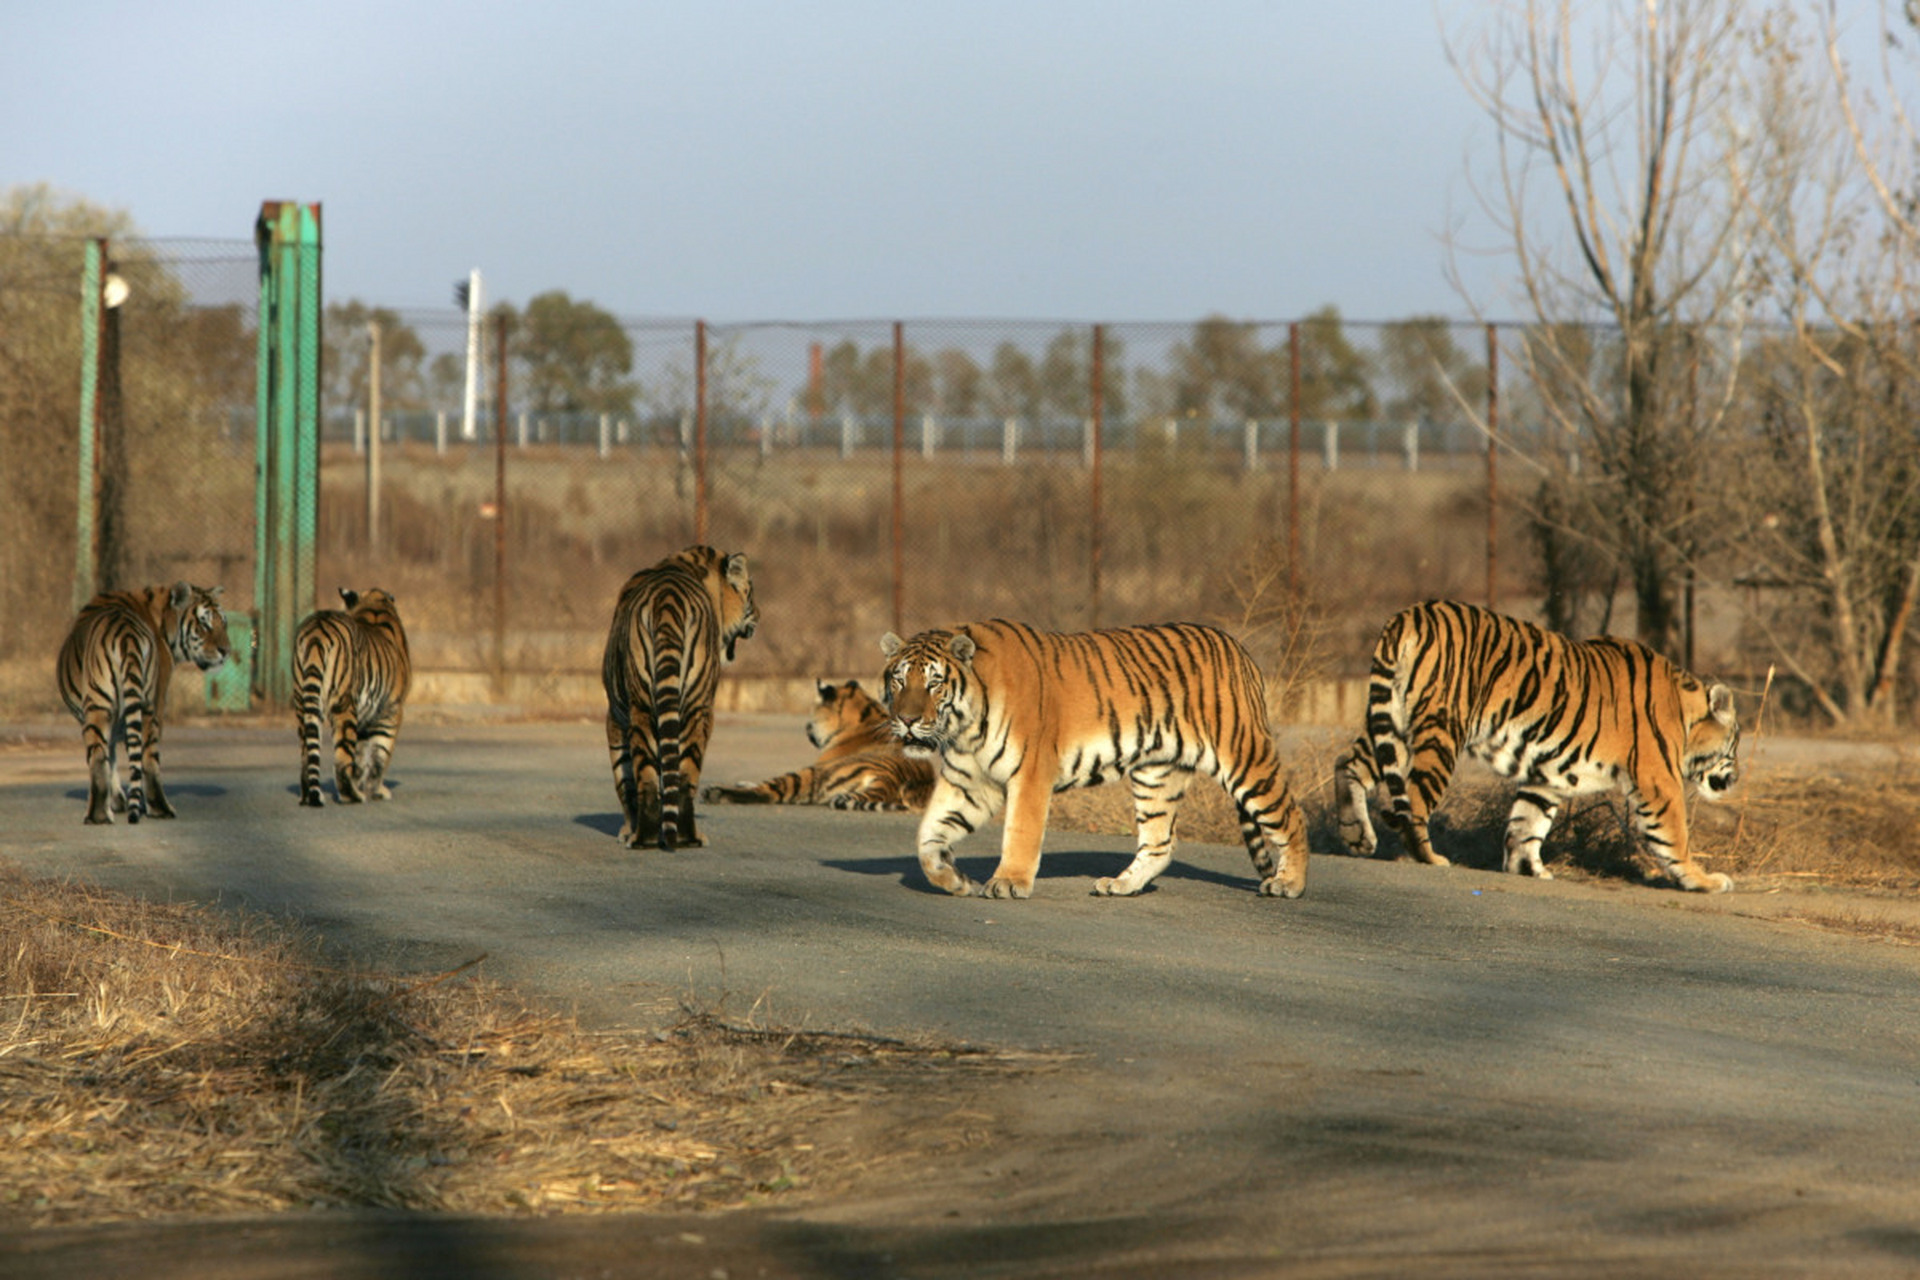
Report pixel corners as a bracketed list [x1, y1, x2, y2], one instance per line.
[602, 546, 759, 851]
[1334, 599, 1740, 892]
[294, 587, 411, 807]
[879, 619, 1308, 900]
[57, 581, 230, 824]
[703, 679, 935, 811]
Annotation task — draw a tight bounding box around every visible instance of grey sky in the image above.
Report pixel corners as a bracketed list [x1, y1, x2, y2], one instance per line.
[10, 2, 1533, 321]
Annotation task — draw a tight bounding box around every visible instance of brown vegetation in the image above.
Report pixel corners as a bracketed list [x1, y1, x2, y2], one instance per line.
[0, 866, 1052, 1227]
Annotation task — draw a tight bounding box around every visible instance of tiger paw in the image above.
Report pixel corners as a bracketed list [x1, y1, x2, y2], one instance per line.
[1091, 876, 1140, 897]
[1258, 874, 1306, 899]
[982, 875, 1032, 900]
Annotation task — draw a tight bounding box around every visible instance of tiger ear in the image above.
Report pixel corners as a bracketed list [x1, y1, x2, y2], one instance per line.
[880, 632, 905, 658]
[338, 587, 359, 610]
[948, 633, 976, 666]
[816, 679, 835, 700]
[206, 585, 224, 601]
[723, 553, 751, 591]
[1708, 683, 1736, 726]
[168, 581, 192, 610]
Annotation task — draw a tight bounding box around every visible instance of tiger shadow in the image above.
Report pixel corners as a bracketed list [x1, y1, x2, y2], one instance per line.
[63, 783, 228, 803]
[822, 847, 1260, 896]
[1316, 783, 1653, 884]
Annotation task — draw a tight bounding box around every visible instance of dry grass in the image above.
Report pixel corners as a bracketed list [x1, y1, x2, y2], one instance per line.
[1048, 749, 1920, 895]
[0, 866, 1053, 1228]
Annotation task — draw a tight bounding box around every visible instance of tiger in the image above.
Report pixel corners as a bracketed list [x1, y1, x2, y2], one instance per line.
[879, 619, 1309, 900]
[56, 581, 231, 825]
[602, 545, 759, 850]
[702, 679, 935, 811]
[293, 587, 412, 807]
[1334, 599, 1741, 892]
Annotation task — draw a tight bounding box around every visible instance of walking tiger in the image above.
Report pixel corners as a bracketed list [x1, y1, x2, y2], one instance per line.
[57, 582, 231, 824]
[879, 619, 1308, 899]
[602, 546, 759, 850]
[294, 588, 412, 807]
[1335, 599, 1741, 892]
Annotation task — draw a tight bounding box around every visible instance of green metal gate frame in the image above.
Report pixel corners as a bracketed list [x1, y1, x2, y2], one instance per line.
[253, 201, 322, 708]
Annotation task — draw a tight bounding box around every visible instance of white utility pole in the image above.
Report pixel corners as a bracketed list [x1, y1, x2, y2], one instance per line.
[460, 268, 482, 442]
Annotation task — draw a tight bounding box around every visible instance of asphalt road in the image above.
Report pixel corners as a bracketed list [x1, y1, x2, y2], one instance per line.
[3, 715, 1919, 1278]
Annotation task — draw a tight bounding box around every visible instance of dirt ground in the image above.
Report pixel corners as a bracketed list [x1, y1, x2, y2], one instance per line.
[2, 715, 1919, 1278]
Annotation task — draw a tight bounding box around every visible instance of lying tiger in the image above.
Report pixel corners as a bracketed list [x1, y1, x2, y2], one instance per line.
[703, 679, 934, 811]
[1336, 599, 1741, 892]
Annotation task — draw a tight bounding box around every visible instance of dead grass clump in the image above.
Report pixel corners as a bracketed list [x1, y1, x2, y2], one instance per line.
[1053, 753, 1920, 897]
[0, 865, 1045, 1227]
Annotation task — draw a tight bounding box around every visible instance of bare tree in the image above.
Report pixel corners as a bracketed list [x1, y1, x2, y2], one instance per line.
[1448, 0, 1756, 655]
[1726, 2, 1920, 725]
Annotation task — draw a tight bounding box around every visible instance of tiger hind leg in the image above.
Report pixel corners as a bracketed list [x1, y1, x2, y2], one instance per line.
[1334, 734, 1380, 857]
[79, 707, 117, 825]
[1094, 764, 1191, 897]
[141, 724, 176, 819]
[1504, 787, 1561, 879]
[331, 712, 365, 803]
[1375, 723, 1456, 868]
[359, 713, 400, 800]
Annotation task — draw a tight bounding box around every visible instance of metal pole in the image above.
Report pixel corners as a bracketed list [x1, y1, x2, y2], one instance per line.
[1089, 324, 1105, 628]
[1288, 321, 1302, 597]
[73, 239, 104, 614]
[461, 269, 482, 441]
[366, 319, 381, 556]
[892, 321, 906, 634]
[1485, 321, 1500, 611]
[493, 312, 509, 696]
[695, 320, 709, 543]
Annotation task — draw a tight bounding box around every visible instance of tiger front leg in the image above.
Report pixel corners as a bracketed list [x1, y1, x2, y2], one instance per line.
[1629, 783, 1733, 893]
[983, 770, 1051, 899]
[915, 775, 1000, 896]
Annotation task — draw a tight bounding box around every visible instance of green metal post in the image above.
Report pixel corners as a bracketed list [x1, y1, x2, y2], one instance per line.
[73, 239, 104, 616]
[253, 201, 323, 707]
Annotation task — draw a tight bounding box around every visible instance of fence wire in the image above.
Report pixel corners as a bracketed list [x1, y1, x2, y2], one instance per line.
[3, 233, 1896, 723]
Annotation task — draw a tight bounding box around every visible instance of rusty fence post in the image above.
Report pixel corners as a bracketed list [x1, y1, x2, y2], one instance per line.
[892, 321, 906, 635]
[1089, 323, 1105, 629]
[1288, 321, 1302, 597]
[1485, 321, 1500, 612]
[493, 310, 510, 696]
[695, 320, 709, 544]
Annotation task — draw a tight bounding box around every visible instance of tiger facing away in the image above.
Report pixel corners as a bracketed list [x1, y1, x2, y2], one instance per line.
[702, 679, 935, 811]
[294, 588, 412, 807]
[1334, 599, 1741, 892]
[879, 619, 1309, 900]
[602, 546, 759, 850]
[57, 582, 231, 825]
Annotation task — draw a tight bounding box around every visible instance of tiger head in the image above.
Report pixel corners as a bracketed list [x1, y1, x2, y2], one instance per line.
[715, 551, 758, 662]
[166, 582, 231, 673]
[1683, 681, 1740, 802]
[809, 679, 889, 750]
[879, 628, 978, 756]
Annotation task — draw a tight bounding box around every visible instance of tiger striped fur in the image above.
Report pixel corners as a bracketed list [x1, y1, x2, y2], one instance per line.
[1335, 600, 1741, 892]
[602, 546, 759, 850]
[57, 582, 231, 825]
[880, 619, 1308, 899]
[702, 679, 935, 811]
[294, 588, 412, 807]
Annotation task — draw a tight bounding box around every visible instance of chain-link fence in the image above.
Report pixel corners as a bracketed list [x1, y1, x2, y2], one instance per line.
[0, 234, 258, 713]
[6, 230, 1908, 724]
[307, 314, 1519, 712]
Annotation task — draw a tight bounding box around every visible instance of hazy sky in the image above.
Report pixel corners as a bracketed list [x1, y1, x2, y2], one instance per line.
[9, 3, 1556, 322]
